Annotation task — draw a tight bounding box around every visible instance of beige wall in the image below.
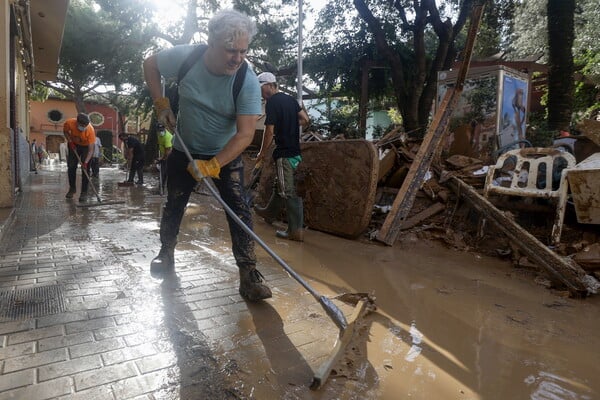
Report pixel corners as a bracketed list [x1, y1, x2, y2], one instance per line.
[0, 2, 14, 207]
[30, 99, 128, 153]
[0, 1, 67, 209]
[30, 99, 78, 152]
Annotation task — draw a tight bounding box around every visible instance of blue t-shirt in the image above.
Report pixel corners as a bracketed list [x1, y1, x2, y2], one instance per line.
[156, 45, 262, 155]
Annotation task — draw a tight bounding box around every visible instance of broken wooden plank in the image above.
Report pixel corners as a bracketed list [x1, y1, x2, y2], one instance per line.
[376, 4, 486, 246]
[400, 202, 446, 229]
[445, 174, 593, 298]
[378, 149, 397, 183]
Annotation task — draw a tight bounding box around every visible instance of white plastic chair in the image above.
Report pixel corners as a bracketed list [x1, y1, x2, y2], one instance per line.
[483, 147, 576, 245]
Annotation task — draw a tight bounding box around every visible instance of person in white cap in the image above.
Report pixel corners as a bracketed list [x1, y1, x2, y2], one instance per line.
[254, 72, 310, 241]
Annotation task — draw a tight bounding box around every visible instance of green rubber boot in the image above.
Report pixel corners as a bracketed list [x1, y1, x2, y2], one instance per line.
[276, 196, 304, 241]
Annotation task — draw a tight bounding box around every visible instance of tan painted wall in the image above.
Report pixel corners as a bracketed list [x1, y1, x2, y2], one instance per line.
[30, 99, 124, 153]
[0, 2, 14, 208]
[30, 99, 77, 152]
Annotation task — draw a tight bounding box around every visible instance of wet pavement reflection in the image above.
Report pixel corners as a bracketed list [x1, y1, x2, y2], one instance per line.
[0, 163, 598, 399]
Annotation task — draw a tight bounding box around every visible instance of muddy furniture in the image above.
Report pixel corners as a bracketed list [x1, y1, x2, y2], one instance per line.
[567, 152, 600, 224]
[483, 147, 576, 245]
[444, 174, 593, 297]
[256, 140, 379, 238]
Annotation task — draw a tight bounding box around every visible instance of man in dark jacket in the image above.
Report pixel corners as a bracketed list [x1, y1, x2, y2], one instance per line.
[119, 133, 145, 184]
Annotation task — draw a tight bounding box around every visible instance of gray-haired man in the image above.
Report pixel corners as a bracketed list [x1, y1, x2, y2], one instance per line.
[143, 9, 271, 301]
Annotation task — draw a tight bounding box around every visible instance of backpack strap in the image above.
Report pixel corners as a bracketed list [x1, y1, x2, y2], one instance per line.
[177, 44, 248, 108]
[177, 44, 208, 84]
[232, 61, 248, 104]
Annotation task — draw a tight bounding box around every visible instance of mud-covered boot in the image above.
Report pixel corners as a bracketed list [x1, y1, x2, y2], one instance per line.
[253, 192, 284, 225]
[276, 229, 305, 241]
[239, 267, 272, 301]
[276, 196, 304, 241]
[254, 205, 276, 225]
[150, 246, 175, 274]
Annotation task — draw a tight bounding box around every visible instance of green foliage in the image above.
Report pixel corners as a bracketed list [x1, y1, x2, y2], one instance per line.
[371, 125, 386, 140]
[510, 0, 599, 85]
[464, 78, 497, 122]
[574, 0, 600, 84]
[573, 80, 600, 121]
[309, 99, 362, 139]
[103, 146, 125, 164]
[474, 0, 516, 57]
[525, 110, 555, 147]
[304, 0, 476, 133]
[43, 0, 155, 112]
[509, 0, 599, 131]
[508, 0, 547, 60]
[30, 83, 50, 102]
[387, 108, 403, 126]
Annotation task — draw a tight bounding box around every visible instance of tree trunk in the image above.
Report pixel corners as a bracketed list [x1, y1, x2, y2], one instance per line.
[547, 0, 575, 132]
[354, 0, 472, 136]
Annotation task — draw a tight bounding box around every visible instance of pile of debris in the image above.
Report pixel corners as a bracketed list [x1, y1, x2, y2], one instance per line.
[370, 125, 600, 296]
[246, 118, 600, 297]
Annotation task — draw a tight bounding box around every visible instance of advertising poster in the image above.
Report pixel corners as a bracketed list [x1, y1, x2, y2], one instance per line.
[498, 74, 528, 148]
[437, 72, 498, 161]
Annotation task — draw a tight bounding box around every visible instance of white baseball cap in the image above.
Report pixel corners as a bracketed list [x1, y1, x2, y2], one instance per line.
[257, 72, 276, 86]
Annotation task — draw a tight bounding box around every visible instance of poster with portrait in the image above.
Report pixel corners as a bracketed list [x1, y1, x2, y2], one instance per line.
[498, 74, 529, 148]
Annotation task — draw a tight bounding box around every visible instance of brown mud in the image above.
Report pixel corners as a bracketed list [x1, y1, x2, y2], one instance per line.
[181, 192, 600, 399]
[53, 165, 598, 399]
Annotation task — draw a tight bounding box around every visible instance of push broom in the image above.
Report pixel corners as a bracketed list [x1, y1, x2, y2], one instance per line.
[174, 130, 374, 389]
[71, 147, 125, 207]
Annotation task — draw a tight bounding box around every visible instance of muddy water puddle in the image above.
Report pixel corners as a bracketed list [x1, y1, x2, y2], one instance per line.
[77, 167, 599, 399]
[203, 214, 600, 399]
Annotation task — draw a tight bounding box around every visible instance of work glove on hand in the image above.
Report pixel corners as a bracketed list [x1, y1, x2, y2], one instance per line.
[153, 97, 176, 132]
[68, 142, 76, 151]
[82, 161, 88, 170]
[187, 157, 221, 180]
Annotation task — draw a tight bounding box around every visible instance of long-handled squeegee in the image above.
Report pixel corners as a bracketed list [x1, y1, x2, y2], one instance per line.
[71, 148, 125, 207]
[174, 131, 375, 389]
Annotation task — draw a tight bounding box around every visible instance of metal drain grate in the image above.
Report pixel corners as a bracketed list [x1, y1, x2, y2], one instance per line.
[0, 285, 66, 321]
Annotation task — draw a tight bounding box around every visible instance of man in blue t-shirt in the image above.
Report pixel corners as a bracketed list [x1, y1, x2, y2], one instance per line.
[142, 9, 271, 301]
[254, 72, 310, 241]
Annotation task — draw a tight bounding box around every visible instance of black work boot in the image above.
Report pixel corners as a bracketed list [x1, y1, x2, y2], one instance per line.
[150, 246, 175, 274]
[65, 188, 76, 199]
[78, 191, 88, 203]
[239, 267, 272, 301]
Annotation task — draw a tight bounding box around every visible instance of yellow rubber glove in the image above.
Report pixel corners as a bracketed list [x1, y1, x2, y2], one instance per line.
[187, 157, 221, 180]
[153, 97, 176, 132]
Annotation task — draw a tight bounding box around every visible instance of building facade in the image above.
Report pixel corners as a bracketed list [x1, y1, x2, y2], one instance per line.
[0, 0, 68, 207]
[30, 99, 122, 159]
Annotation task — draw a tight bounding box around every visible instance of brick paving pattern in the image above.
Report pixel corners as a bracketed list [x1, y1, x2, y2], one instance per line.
[0, 166, 339, 399]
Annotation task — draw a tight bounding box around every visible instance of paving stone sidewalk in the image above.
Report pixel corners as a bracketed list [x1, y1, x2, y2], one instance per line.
[0, 165, 343, 399]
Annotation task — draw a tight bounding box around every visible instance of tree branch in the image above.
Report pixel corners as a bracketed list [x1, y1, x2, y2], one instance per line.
[353, 0, 408, 116]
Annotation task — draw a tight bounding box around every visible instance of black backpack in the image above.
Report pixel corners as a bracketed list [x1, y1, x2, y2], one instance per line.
[170, 44, 248, 114]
